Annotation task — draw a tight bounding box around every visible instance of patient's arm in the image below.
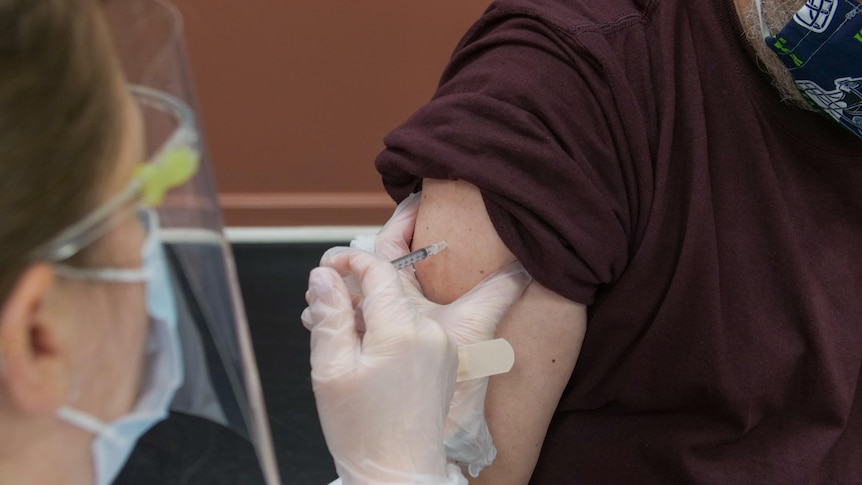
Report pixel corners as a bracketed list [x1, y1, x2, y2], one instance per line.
[413, 179, 588, 484]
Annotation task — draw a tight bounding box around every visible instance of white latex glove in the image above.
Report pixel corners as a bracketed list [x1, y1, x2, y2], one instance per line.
[302, 249, 467, 485]
[351, 193, 532, 477]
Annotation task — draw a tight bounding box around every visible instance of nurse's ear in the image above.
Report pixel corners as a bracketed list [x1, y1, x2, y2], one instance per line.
[0, 265, 69, 414]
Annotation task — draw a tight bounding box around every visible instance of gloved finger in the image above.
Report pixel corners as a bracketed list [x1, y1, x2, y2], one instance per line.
[302, 267, 336, 331]
[319, 245, 352, 267]
[345, 194, 420, 257]
[322, 247, 400, 298]
[427, 261, 532, 336]
[374, 192, 421, 261]
[444, 378, 495, 475]
[305, 266, 360, 380]
[300, 306, 313, 331]
[320, 246, 363, 301]
[459, 260, 531, 306]
[324, 248, 430, 356]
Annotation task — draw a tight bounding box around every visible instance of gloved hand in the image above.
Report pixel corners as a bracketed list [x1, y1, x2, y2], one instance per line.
[351, 193, 532, 477]
[302, 248, 467, 485]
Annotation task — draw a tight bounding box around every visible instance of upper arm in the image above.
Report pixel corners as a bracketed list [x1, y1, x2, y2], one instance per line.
[413, 178, 587, 484]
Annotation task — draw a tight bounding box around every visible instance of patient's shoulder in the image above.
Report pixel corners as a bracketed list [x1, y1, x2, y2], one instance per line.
[413, 179, 515, 304]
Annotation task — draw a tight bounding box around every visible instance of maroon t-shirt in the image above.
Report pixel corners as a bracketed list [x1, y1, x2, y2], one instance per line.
[376, 0, 862, 481]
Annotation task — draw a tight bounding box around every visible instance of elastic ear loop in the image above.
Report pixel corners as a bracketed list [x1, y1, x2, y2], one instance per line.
[52, 265, 152, 283]
[56, 406, 125, 445]
[753, 0, 772, 40]
[50, 209, 157, 282]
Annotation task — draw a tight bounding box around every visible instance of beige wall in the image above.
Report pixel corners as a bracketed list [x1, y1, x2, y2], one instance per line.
[171, 1, 491, 226]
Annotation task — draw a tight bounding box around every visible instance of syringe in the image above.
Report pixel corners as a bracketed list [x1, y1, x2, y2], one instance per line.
[390, 241, 448, 270]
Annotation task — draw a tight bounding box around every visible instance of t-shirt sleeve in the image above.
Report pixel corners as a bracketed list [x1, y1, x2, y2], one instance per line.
[375, 12, 642, 305]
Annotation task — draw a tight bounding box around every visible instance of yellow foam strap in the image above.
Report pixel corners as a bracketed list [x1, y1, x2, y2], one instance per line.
[456, 338, 515, 382]
[136, 147, 200, 207]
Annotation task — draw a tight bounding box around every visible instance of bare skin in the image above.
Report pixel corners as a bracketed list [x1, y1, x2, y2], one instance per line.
[411, 1, 809, 483]
[413, 180, 587, 484]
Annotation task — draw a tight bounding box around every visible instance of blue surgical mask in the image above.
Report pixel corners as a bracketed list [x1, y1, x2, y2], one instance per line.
[754, 0, 862, 139]
[54, 209, 183, 485]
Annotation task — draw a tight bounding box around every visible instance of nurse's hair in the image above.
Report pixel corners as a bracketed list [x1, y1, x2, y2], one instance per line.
[0, 0, 124, 297]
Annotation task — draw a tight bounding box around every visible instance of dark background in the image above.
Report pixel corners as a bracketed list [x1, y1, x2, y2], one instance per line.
[234, 243, 339, 485]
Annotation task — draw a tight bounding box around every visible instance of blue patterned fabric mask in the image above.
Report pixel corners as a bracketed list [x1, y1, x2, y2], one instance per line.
[755, 0, 862, 139]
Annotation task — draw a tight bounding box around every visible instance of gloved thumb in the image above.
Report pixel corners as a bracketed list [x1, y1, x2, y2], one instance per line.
[303, 266, 359, 381]
[373, 192, 421, 261]
[319, 246, 366, 306]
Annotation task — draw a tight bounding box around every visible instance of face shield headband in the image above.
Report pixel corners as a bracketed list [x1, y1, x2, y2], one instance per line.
[32, 86, 199, 264]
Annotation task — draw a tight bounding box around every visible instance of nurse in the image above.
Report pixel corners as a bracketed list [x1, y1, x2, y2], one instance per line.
[0, 1, 527, 484]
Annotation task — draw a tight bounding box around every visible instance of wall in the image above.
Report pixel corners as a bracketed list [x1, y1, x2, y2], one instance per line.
[171, 1, 491, 226]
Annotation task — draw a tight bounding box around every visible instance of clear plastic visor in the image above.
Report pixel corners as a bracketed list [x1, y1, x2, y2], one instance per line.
[102, 1, 280, 483]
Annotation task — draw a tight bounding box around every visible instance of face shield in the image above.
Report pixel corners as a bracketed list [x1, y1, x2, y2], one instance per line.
[62, 1, 282, 483]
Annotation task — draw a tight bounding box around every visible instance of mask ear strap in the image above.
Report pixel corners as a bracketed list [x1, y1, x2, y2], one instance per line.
[53, 265, 152, 283]
[753, 0, 772, 40]
[56, 406, 126, 445]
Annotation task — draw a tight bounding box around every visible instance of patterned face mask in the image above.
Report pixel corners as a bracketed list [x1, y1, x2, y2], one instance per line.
[755, 0, 862, 139]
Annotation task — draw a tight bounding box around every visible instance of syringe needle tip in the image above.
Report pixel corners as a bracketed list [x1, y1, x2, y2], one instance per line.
[428, 241, 448, 255]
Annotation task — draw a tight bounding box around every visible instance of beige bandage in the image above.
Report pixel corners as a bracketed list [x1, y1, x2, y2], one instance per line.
[456, 338, 515, 382]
